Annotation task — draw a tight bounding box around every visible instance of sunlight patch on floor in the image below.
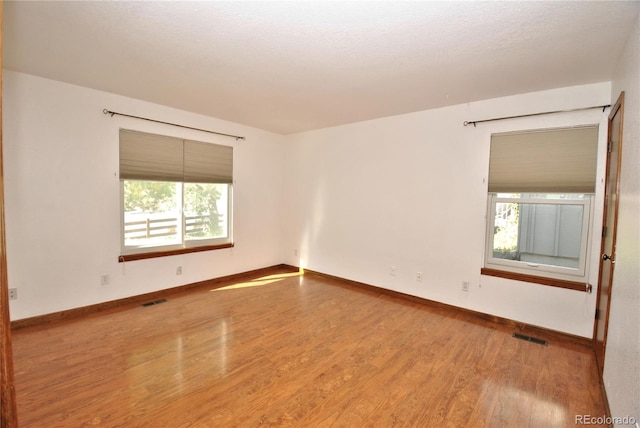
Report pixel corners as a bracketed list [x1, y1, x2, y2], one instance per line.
[211, 270, 303, 292]
[256, 271, 303, 280]
[483, 382, 568, 427]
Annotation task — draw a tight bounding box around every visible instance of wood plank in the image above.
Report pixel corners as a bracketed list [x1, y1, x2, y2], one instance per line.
[11, 268, 609, 427]
[0, 0, 20, 424]
[310, 268, 594, 348]
[481, 267, 591, 292]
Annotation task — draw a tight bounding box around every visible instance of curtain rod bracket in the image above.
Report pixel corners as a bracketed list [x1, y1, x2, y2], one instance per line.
[103, 108, 245, 141]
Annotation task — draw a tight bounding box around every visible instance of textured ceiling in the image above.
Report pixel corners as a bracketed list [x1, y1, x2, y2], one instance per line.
[4, 1, 639, 134]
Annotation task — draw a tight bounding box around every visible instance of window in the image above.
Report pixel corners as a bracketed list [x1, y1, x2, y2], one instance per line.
[486, 193, 592, 280]
[119, 130, 233, 258]
[483, 126, 598, 286]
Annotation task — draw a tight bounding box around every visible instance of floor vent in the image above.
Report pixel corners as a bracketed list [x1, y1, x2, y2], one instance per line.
[142, 298, 167, 307]
[512, 332, 548, 346]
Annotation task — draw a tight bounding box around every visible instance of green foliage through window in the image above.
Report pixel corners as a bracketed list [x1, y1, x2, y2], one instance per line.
[123, 180, 229, 249]
[493, 202, 519, 257]
[124, 181, 176, 213]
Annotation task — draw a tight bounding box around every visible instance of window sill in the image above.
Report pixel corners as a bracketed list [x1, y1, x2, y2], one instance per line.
[119, 243, 234, 262]
[480, 268, 592, 293]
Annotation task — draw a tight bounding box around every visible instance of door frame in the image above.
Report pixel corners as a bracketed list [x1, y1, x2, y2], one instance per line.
[1, 0, 20, 425]
[593, 91, 625, 377]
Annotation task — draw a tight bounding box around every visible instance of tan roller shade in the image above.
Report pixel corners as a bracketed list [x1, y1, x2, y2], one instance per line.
[184, 139, 233, 184]
[119, 130, 183, 182]
[119, 129, 233, 184]
[489, 126, 598, 193]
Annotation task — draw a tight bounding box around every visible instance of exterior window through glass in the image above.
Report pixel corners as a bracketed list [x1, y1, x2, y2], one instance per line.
[123, 180, 231, 254]
[486, 193, 591, 279]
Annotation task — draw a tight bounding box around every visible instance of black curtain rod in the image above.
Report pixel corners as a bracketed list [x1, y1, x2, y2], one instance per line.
[103, 109, 245, 140]
[463, 104, 611, 127]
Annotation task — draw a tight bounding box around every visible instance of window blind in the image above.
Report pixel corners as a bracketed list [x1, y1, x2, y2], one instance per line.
[488, 126, 598, 193]
[119, 129, 233, 184]
[184, 139, 233, 184]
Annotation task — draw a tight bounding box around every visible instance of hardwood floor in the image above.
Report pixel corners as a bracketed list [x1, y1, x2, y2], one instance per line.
[12, 268, 608, 427]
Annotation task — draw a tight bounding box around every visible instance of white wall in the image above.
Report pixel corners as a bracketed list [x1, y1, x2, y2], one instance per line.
[4, 70, 616, 340]
[3, 71, 285, 320]
[283, 82, 612, 338]
[606, 12, 640, 427]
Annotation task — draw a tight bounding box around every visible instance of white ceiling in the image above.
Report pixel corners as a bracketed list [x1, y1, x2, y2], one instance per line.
[4, 1, 639, 135]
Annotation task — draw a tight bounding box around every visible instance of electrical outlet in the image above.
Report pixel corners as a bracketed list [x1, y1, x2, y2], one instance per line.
[294, 249, 298, 257]
[8, 288, 17, 300]
[462, 281, 470, 292]
[416, 272, 423, 282]
[390, 266, 397, 276]
[100, 275, 110, 286]
[176, 266, 183, 275]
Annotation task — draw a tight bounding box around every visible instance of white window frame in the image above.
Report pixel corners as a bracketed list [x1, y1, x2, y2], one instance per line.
[120, 181, 233, 256]
[484, 193, 593, 282]
[183, 182, 233, 250]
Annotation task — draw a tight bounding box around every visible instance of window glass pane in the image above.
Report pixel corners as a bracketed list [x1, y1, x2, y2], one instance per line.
[492, 201, 584, 270]
[184, 183, 229, 241]
[123, 180, 182, 248]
